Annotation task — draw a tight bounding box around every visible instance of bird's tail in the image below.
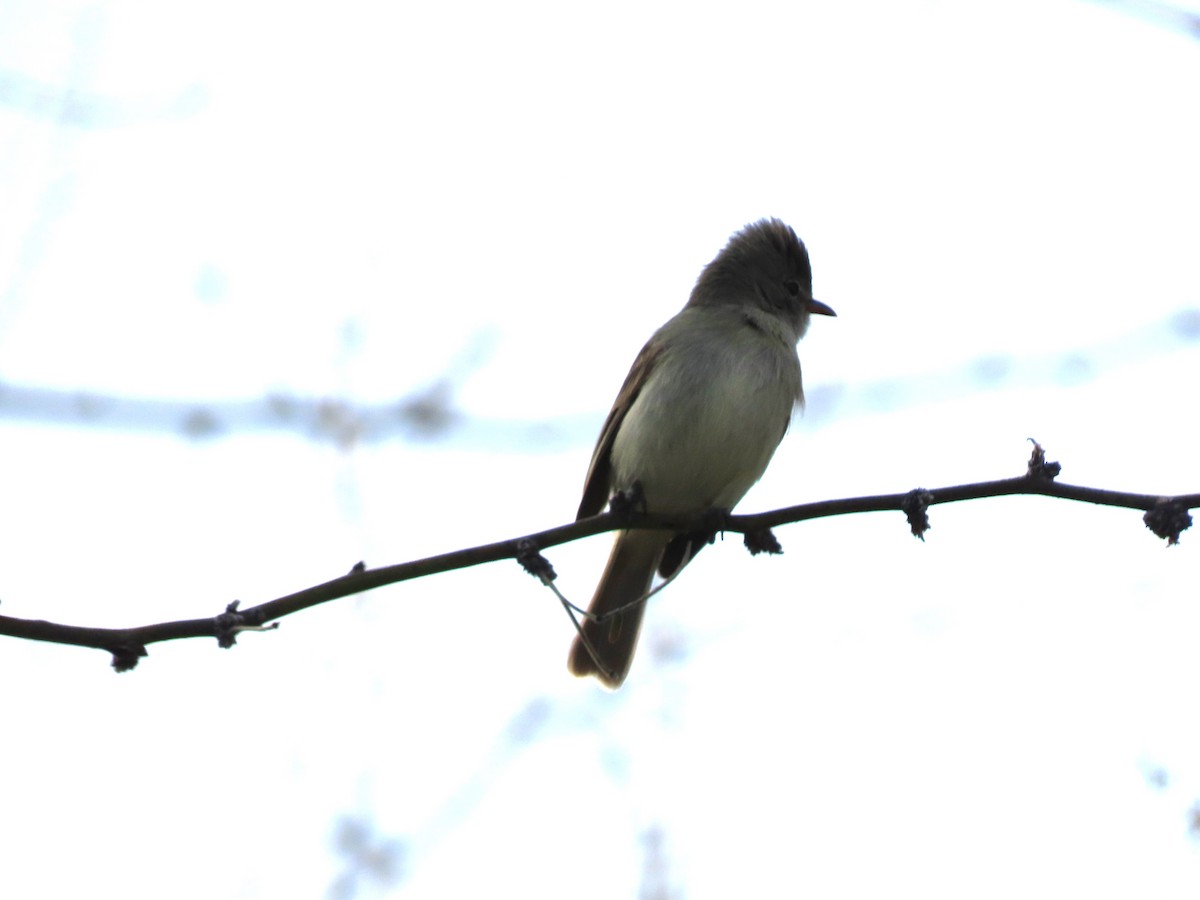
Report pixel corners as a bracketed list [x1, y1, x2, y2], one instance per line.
[567, 530, 668, 688]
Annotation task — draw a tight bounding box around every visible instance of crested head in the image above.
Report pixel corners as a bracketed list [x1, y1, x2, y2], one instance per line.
[688, 218, 831, 338]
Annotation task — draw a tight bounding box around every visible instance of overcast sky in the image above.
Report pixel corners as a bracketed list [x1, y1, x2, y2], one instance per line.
[1, 2, 1198, 898]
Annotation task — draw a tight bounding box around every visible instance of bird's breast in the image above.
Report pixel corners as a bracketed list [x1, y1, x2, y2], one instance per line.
[609, 316, 802, 515]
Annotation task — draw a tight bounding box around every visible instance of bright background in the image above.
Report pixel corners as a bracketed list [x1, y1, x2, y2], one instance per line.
[1, 1, 1198, 897]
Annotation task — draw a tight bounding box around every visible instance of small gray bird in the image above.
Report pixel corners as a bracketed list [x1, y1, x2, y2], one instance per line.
[569, 219, 835, 688]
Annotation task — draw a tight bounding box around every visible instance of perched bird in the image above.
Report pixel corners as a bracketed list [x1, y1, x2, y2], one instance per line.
[568, 218, 835, 688]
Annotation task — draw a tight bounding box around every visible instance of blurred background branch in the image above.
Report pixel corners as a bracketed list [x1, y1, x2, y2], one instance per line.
[1, 309, 1196, 444]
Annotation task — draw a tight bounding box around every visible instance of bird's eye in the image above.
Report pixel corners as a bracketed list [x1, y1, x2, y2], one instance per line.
[784, 279, 801, 297]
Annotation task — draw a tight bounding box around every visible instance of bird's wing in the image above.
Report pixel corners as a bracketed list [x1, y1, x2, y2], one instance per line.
[576, 337, 665, 520]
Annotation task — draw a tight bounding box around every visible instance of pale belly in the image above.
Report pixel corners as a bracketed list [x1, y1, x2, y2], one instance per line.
[609, 326, 799, 515]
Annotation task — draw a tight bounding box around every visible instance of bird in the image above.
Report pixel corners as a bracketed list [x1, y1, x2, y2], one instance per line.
[568, 218, 834, 687]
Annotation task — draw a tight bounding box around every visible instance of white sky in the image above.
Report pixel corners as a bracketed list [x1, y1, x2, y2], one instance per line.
[1, 1, 1199, 898]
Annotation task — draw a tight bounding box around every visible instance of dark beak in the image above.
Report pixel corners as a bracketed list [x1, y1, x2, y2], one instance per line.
[808, 298, 836, 317]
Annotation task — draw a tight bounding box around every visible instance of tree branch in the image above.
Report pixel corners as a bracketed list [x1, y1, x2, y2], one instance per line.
[0, 445, 1194, 671]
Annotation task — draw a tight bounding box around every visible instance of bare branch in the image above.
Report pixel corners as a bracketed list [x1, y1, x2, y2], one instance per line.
[0, 447, 1194, 670]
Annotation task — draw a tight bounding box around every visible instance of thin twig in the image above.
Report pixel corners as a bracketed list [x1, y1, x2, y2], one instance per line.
[0, 462, 1194, 670]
